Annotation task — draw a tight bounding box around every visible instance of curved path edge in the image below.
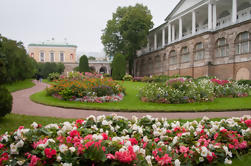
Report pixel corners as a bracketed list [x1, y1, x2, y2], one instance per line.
[12, 81, 251, 119]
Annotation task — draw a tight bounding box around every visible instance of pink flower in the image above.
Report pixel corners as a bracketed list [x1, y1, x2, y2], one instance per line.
[129, 138, 138, 145]
[180, 146, 189, 153]
[106, 153, 115, 159]
[102, 133, 108, 140]
[44, 148, 57, 159]
[156, 154, 172, 166]
[0, 143, 4, 149]
[244, 119, 251, 127]
[69, 130, 80, 138]
[29, 155, 40, 166]
[238, 141, 247, 149]
[115, 146, 136, 164]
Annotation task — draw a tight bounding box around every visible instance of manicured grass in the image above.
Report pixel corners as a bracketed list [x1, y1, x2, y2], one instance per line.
[31, 81, 251, 112]
[0, 114, 74, 135]
[3, 79, 35, 92]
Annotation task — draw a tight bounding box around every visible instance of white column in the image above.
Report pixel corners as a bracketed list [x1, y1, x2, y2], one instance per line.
[232, 0, 237, 23]
[213, 4, 217, 29]
[208, 3, 212, 30]
[192, 10, 196, 34]
[154, 33, 157, 50]
[168, 24, 171, 43]
[179, 17, 183, 40]
[162, 28, 165, 47]
[172, 24, 175, 41]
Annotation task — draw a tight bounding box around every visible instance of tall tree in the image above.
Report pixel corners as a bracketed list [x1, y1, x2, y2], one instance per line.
[79, 55, 90, 73]
[101, 4, 153, 75]
[111, 53, 126, 80]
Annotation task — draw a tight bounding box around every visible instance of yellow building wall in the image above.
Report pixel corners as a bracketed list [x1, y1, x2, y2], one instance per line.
[28, 46, 77, 63]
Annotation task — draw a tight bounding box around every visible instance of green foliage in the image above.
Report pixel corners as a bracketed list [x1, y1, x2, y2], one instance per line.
[47, 72, 60, 81]
[0, 35, 37, 84]
[238, 79, 251, 86]
[73, 66, 79, 72]
[0, 86, 13, 117]
[79, 55, 90, 73]
[37, 62, 65, 78]
[88, 56, 96, 61]
[101, 4, 153, 75]
[111, 54, 126, 80]
[123, 74, 133, 81]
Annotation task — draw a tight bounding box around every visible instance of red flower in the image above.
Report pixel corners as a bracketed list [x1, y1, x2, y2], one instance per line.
[29, 155, 40, 166]
[115, 146, 136, 164]
[0, 143, 4, 149]
[129, 138, 138, 145]
[69, 130, 80, 138]
[156, 154, 172, 166]
[44, 148, 57, 159]
[106, 153, 115, 159]
[75, 119, 84, 127]
[102, 133, 108, 140]
[244, 119, 251, 127]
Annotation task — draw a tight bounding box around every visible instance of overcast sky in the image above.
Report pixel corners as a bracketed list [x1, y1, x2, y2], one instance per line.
[0, 0, 179, 54]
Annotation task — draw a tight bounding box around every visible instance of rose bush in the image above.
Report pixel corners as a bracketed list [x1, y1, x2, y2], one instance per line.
[46, 77, 125, 103]
[0, 115, 250, 165]
[139, 78, 250, 104]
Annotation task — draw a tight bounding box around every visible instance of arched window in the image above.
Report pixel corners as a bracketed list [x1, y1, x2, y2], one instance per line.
[60, 52, 64, 62]
[235, 31, 251, 54]
[154, 55, 161, 72]
[169, 50, 177, 65]
[40, 52, 44, 62]
[181, 46, 190, 63]
[50, 52, 54, 62]
[194, 42, 204, 60]
[216, 38, 229, 57]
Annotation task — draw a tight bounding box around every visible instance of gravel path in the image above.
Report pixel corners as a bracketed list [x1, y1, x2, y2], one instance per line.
[12, 81, 251, 119]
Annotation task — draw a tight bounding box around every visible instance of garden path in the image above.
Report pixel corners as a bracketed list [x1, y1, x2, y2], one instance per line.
[12, 81, 251, 119]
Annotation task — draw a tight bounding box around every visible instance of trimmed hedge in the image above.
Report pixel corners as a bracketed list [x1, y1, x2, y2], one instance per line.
[0, 86, 12, 117]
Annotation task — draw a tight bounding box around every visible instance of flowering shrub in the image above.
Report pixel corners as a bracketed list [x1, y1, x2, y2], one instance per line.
[0, 115, 250, 165]
[139, 78, 250, 104]
[46, 78, 125, 102]
[123, 74, 133, 81]
[47, 72, 60, 81]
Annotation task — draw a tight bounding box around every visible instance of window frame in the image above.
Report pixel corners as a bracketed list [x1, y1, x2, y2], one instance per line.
[216, 38, 229, 58]
[169, 50, 177, 65]
[40, 52, 45, 62]
[194, 42, 204, 61]
[235, 31, 250, 55]
[181, 46, 190, 63]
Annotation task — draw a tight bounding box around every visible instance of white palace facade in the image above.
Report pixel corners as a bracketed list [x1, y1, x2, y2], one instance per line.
[135, 0, 251, 80]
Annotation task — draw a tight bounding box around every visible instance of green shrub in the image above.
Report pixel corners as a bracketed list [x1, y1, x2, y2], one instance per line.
[37, 62, 65, 78]
[0, 86, 13, 117]
[111, 53, 126, 80]
[238, 80, 251, 86]
[47, 72, 60, 81]
[79, 55, 90, 73]
[123, 74, 133, 81]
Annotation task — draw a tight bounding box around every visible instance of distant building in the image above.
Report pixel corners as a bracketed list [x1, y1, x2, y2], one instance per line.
[28, 39, 77, 63]
[135, 0, 251, 80]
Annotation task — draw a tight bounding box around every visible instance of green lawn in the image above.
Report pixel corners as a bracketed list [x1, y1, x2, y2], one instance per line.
[3, 79, 35, 92]
[0, 114, 74, 135]
[31, 81, 251, 112]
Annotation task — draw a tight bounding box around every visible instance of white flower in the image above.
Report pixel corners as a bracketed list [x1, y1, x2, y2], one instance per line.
[10, 143, 18, 154]
[57, 155, 62, 162]
[31, 122, 38, 129]
[224, 158, 232, 165]
[62, 163, 72, 166]
[38, 144, 46, 149]
[199, 157, 204, 162]
[175, 159, 181, 166]
[69, 147, 76, 153]
[125, 141, 131, 147]
[172, 136, 178, 145]
[145, 155, 152, 166]
[17, 160, 25, 165]
[102, 120, 109, 125]
[47, 139, 55, 144]
[201, 146, 208, 157]
[133, 145, 139, 152]
[59, 144, 68, 153]
[16, 140, 24, 148]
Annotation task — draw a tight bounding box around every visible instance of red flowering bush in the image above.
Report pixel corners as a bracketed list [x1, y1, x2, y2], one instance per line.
[0, 115, 250, 165]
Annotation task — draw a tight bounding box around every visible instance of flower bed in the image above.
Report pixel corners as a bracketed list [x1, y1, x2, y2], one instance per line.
[46, 77, 125, 103]
[0, 115, 250, 165]
[139, 78, 250, 104]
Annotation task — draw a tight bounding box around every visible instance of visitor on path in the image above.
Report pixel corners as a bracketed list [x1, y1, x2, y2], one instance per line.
[36, 74, 40, 83]
[39, 75, 43, 83]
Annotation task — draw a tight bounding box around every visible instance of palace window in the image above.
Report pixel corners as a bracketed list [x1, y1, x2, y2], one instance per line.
[194, 42, 204, 60]
[169, 50, 177, 65]
[235, 31, 251, 54]
[155, 55, 161, 71]
[40, 52, 44, 62]
[216, 38, 229, 57]
[181, 46, 190, 63]
[60, 52, 64, 62]
[50, 52, 54, 62]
